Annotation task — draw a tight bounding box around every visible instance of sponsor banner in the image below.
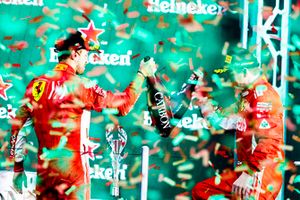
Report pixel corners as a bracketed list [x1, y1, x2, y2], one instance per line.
[49, 48, 133, 67]
[90, 164, 128, 180]
[143, 110, 209, 130]
[147, 0, 224, 15]
[0, 0, 43, 6]
[0, 104, 17, 119]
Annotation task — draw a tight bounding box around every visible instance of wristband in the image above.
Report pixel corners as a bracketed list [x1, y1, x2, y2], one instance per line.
[137, 70, 146, 78]
[14, 160, 24, 172]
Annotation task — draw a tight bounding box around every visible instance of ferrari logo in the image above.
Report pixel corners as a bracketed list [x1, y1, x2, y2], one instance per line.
[32, 80, 46, 101]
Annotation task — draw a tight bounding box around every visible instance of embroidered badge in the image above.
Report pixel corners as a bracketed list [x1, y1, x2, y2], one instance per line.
[55, 64, 68, 71]
[259, 119, 271, 129]
[255, 85, 267, 97]
[32, 80, 46, 101]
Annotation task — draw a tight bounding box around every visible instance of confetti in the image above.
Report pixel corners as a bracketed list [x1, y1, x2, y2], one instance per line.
[65, 185, 77, 195]
[4, 36, 12, 40]
[127, 11, 140, 18]
[172, 132, 185, 146]
[12, 63, 21, 68]
[29, 16, 44, 23]
[86, 66, 107, 77]
[177, 162, 194, 171]
[105, 71, 116, 84]
[24, 143, 38, 153]
[36, 23, 59, 37]
[177, 173, 192, 180]
[8, 41, 28, 51]
[159, 174, 176, 186]
[190, 148, 209, 167]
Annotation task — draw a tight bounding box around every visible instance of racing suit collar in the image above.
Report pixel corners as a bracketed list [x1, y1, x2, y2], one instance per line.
[54, 63, 76, 75]
[241, 75, 268, 97]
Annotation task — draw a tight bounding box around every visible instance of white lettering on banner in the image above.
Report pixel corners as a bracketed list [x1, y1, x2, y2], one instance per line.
[0, 104, 17, 119]
[0, 0, 43, 6]
[90, 164, 128, 180]
[143, 111, 208, 130]
[147, 0, 223, 15]
[49, 48, 132, 66]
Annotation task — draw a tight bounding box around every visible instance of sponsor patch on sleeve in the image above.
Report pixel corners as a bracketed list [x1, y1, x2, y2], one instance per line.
[255, 85, 267, 97]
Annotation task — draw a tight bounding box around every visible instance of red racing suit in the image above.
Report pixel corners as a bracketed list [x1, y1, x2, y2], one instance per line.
[10, 63, 143, 199]
[192, 76, 284, 199]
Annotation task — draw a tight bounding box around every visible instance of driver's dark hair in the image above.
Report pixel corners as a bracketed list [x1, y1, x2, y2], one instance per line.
[54, 31, 86, 62]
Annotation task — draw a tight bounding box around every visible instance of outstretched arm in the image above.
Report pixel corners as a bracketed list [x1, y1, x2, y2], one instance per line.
[9, 83, 33, 194]
[10, 82, 33, 172]
[84, 58, 157, 115]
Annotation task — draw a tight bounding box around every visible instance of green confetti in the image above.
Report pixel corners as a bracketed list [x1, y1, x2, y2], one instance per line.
[172, 132, 185, 146]
[102, 108, 119, 115]
[58, 136, 68, 149]
[65, 185, 77, 196]
[267, 184, 274, 192]
[293, 175, 300, 184]
[214, 170, 221, 185]
[212, 74, 223, 89]
[198, 129, 211, 141]
[170, 118, 180, 126]
[255, 85, 267, 93]
[292, 105, 300, 115]
[208, 194, 227, 200]
[291, 34, 300, 49]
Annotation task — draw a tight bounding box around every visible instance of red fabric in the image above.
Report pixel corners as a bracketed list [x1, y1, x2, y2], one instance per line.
[13, 161, 24, 172]
[192, 167, 282, 200]
[192, 76, 284, 199]
[236, 76, 284, 172]
[10, 63, 141, 199]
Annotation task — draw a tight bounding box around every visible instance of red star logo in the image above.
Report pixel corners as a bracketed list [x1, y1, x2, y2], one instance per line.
[78, 21, 104, 44]
[0, 75, 13, 101]
[82, 141, 100, 161]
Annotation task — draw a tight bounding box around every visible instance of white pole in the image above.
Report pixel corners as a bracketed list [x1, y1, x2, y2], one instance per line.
[242, 0, 249, 48]
[141, 146, 149, 200]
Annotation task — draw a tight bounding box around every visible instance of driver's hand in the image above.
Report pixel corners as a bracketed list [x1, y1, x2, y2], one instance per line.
[13, 171, 27, 194]
[139, 57, 157, 77]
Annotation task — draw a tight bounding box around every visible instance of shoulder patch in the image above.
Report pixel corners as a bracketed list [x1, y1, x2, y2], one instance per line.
[54, 64, 68, 71]
[255, 85, 267, 97]
[32, 80, 46, 101]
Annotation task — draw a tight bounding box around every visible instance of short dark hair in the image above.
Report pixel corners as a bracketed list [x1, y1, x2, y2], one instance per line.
[54, 31, 87, 61]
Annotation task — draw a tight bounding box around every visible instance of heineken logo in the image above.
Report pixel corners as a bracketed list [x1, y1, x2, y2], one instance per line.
[49, 48, 132, 66]
[147, 0, 224, 15]
[0, 0, 44, 6]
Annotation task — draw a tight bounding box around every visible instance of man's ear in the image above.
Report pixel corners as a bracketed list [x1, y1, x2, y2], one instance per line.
[70, 49, 77, 60]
